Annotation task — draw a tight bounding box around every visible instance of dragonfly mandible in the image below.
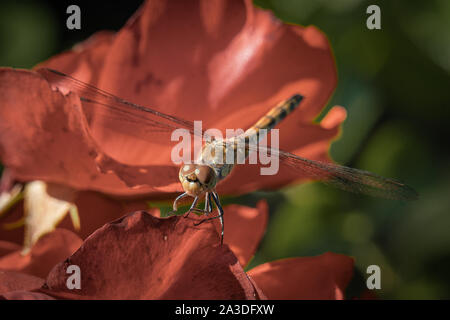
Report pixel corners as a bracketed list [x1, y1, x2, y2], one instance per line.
[38, 68, 418, 244]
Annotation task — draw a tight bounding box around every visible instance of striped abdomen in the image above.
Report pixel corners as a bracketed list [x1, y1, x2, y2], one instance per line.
[244, 94, 303, 140]
[238, 93, 304, 160]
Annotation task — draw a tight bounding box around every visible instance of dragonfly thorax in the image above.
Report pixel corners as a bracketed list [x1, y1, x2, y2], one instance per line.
[179, 164, 218, 196]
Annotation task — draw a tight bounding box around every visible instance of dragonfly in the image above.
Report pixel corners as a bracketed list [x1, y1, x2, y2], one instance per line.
[38, 68, 418, 244]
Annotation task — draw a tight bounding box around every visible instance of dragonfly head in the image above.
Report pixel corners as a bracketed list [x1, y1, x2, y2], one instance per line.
[179, 164, 217, 196]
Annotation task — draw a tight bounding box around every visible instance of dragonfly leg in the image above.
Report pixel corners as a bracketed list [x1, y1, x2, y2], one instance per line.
[208, 192, 213, 214]
[204, 192, 214, 216]
[172, 192, 188, 211]
[183, 196, 199, 218]
[185, 193, 213, 216]
[212, 192, 224, 245]
[204, 192, 210, 216]
[193, 191, 224, 245]
[167, 192, 188, 216]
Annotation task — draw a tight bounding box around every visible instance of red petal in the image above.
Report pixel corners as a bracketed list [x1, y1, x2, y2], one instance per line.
[0, 228, 82, 278]
[0, 168, 14, 193]
[41, 211, 263, 299]
[35, 31, 116, 85]
[1, 290, 55, 300]
[248, 252, 354, 299]
[0, 270, 44, 294]
[0, 202, 24, 246]
[0, 68, 181, 196]
[0, 241, 21, 257]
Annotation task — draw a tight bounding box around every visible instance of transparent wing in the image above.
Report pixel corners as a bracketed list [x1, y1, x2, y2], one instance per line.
[220, 140, 418, 201]
[37, 68, 202, 142]
[278, 149, 417, 201]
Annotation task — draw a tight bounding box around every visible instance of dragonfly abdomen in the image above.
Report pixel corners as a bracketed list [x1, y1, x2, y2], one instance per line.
[244, 94, 303, 142]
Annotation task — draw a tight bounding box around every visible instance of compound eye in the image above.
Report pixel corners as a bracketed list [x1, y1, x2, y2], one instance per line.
[181, 164, 195, 175]
[195, 166, 214, 185]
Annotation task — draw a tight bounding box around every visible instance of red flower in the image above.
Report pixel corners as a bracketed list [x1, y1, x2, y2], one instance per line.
[0, 0, 353, 300]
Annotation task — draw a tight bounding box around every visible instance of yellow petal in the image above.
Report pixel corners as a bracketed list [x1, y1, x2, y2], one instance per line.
[21, 181, 79, 255]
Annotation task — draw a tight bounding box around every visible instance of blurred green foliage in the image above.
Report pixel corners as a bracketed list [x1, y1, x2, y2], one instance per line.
[0, 2, 58, 68]
[1, 0, 449, 299]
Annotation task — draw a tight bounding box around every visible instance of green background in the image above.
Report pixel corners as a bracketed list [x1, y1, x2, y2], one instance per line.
[1, 0, 449, 299]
